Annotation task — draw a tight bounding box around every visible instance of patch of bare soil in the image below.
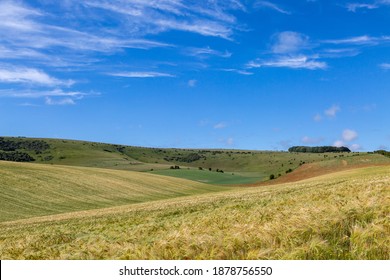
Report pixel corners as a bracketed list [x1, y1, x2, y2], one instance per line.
[242, 162, 390, 187]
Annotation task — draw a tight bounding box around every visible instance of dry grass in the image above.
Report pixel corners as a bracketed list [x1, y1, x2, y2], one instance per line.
[0, 166, 389, 260]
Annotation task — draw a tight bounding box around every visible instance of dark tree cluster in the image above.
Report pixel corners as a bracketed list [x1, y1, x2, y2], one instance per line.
[0, 138, 50, 153]
[288, 146, 351, 153]
[170, 165, 180, 169]
[0, 151, 35, 162]
[164, 153, 204, 163]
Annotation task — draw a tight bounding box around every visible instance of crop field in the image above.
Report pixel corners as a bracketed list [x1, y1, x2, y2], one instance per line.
[0, 161, 229, 222]
[0, 164, 389, 260]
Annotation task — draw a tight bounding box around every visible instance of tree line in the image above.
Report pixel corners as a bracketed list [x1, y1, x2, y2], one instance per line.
[288, 146, 351, 153]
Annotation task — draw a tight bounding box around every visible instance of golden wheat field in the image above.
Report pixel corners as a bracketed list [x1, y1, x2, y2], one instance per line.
[0, 161, 389, 260]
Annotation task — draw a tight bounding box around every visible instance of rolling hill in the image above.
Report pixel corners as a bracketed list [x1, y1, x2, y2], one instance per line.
[1, 136, 389, 260]
[0, 161, 229, 223]
[2, 136, 390, 185]
[0, 165, 388, 259]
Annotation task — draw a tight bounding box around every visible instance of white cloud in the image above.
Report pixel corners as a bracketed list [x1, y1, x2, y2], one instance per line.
[380, 63, 390, 69]
[346, 3, 378, 12]
[254, 1, 291, 14]
[325, 105, 340, 117]
[0, 67, 74, 87]
[45, 97, 75, 106]
[271, 32, 310, 54]
[333, 140, 345, 147]
[214, 122, 228, 129]
[188, 79, 197, 87]
[108, 72, 175, 78]
[247, 56, 327, 70]
[226, 137, 234, 146]
[342, 129, 358, 142]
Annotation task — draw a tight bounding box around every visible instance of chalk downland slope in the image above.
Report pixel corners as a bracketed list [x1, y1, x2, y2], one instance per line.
[3, 136, 390, 185]
[1, 165, 389, 260]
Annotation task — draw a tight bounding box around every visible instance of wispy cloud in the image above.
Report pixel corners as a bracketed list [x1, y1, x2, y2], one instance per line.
[186, 47, 232, 58]
[346, 3, 378, 12]
[221, 68, 254, 75]
[0, 88, 89, 99]
[82, 0, 244, 40]
[322, 35, 390, 46]
[325, 105, 341, 117]
[0, 88, 91, 105]
[45, 97, 75, 106]
[346, 1, 390, 12]
[247, 32, 326, 71]
[247, 55, 327, 70]
[108, 72, 175, 78]
[0, 66, 74, 87]
[254, 1, 291, 14]
[380, 63, 390, 69]
[214, 122, 228, 129]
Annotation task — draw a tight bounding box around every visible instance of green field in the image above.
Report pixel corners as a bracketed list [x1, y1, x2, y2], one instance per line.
[0, 165, 389, 259]
[149, 168, 264, 185]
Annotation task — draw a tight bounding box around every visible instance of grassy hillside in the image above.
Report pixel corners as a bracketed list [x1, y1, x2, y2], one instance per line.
[3, 136, 390, 185]
[0, 161, 229, 222]
[1, 166, 388, 259]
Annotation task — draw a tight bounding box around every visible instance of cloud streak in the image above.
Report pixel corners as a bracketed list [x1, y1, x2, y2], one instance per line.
[108, 72, 175, 78]
[82, 0, 244, 40]
[247, 55, 327, 70]
[0, 66, 74, 87]
[254, 1, 291, 14]
[186, 47, 232, 58]
[346, 1, 390, 12]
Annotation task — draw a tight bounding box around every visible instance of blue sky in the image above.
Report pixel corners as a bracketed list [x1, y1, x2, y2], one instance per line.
[1, 0, 389, 151]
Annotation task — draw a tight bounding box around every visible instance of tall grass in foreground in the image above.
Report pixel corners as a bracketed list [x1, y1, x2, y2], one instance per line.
[0, 166, 389, 259]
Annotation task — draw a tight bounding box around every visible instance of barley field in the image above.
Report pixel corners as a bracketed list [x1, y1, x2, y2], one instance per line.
[0, 161, 229, 222]
[1, 164, 388, 259]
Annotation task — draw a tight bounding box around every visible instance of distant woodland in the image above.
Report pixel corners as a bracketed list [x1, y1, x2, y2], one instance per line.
[0, 137, 50, 162]
[288, 146, 351, 153]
